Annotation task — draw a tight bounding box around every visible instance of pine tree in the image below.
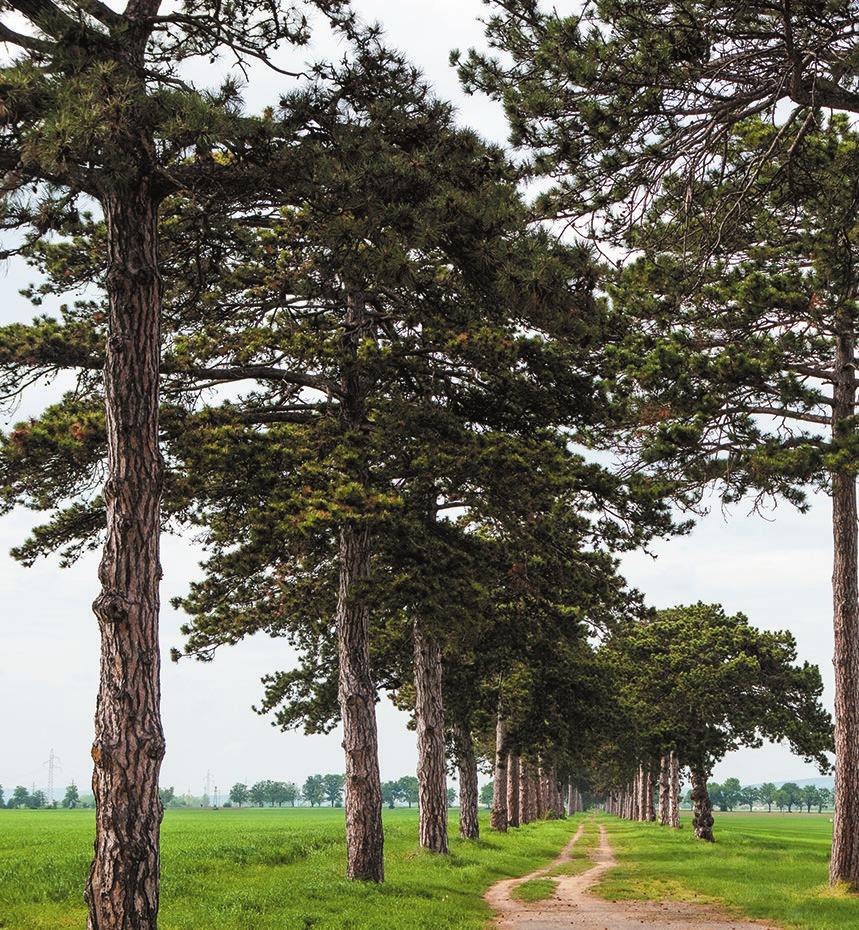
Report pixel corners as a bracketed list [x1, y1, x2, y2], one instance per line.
[0, 0, 353, 921]
[457, 0, 859, 233]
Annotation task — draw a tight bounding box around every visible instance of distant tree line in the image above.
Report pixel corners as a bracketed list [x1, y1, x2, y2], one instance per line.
[2, 774, 462, 812]
[697, 779, 834, 814]
[226, 775, 347, 809]
[1, 782, 88, 809]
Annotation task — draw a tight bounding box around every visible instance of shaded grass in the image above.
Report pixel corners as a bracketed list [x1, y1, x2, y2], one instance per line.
[595, 812, 859, 930]
[0, 808, 580, 930]
[510, 877, 556, 902]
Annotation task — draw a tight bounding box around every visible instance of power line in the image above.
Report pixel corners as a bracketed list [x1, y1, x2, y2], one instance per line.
[43, 749, 61, 805]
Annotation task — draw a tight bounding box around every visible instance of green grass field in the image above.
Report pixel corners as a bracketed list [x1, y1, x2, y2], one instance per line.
[6, 808, 859, 930]
[597, 812, 859, 930]
[0, 808, 578, 930]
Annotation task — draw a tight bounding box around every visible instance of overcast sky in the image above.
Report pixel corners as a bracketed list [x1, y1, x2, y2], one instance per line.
[0, 0, 837, 801]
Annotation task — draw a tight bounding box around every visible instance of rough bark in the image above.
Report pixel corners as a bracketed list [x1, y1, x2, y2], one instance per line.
[490, 716, 508, 831]
[669, 751, 681, 828]
[452, 721, 479, 840]
[337, 523, 384, 879]
[658, 754, 670, 826]
[507, 753, 520, 827]
[413, 620, 448, 854]
[645, 763, 656, 822]
[567, 783, 575, 814]
[538, 764, 552, 817]
[690, 766, 715, 842]
[830, 307, 859, 887]
[85, 187, 165, 930]
[519, 760, 531, 823]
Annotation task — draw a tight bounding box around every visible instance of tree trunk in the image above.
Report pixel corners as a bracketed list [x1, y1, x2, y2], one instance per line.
[507, 753, 520, 827]
[533, 764, 544, 820]
[567, 783, 575, 814]
[669, 751, 681, 828]
[528, 761, 540, 821]
[538, 764, 551, 817]
[452, 721, 479, 840]
[554, 772, 564, 817]
[490, 716, 508, 832]
[830, 307, 859, 887]
[552, 770, 564, 817]
[645, 763, 656, 822]
[658, 754, 670, 826]
[86, 188, 165, 930]
[519, 760, 531, 823]
[544, 767, 553, 815]
[629, 783, 635, 820]
[690, 766, 714, 842]
[337, 523, 385, 880]
[413, 620, 448, 854]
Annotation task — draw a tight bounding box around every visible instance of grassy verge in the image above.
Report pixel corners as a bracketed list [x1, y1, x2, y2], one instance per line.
[0, 808, 579, 930]
[546, 817, 599, 878]
[595, 813, 858, 930]
[511, 877, 556, 902]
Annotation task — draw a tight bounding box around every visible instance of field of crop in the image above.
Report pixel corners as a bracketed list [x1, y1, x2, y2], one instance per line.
[0, 808, 578, 930]
[597, 812, 859, 930]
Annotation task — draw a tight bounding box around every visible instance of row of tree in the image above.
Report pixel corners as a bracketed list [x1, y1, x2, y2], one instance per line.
[0, 1, 850, 927]
[0, 8, 668, 911]
[458, 0, 859, 886]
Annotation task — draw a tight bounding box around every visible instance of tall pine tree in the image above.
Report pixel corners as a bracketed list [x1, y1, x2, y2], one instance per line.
[0, 0, 348, 922]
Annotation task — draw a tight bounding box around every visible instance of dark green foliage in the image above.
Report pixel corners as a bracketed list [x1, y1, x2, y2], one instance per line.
[302, 775, 325, 808]
[322, 774, 345, 807]
[601, 116, 859, 507]
[604, 603, 833, 775]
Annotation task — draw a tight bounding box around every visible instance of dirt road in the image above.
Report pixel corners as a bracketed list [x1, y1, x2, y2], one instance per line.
[486, 822, 780, 930]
